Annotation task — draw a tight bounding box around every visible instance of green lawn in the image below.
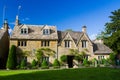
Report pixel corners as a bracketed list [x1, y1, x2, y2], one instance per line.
[0, 67, 120, 80]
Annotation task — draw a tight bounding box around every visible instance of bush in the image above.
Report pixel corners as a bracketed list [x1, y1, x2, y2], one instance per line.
[6, 45, 17, 69]
[53, 59, 60, 68]
[41, 60, 49, 69]
[31, 59, 37, 69]
[83, 58, 89, 67]
[20, 59, 27, 69]
[60, 55, 67, 63]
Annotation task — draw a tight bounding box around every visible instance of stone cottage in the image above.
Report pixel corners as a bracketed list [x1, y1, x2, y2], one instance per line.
[10, 16, 112, 67]
[0, 20, 9, 69]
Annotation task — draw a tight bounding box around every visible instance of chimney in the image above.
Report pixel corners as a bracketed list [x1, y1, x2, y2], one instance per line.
[15, 15, 19, 26]
[3, 19, 9, 31]
[82, 26, 86, 33]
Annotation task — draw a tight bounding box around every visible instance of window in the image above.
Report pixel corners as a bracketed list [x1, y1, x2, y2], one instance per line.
[42, 57, 49, 63]
[98, 56, 104, 60]
[41, 41, 50, 47]
[21, 28, 28, 34]
[82, 40, 87, 48]
[43, 29, 50, 35]
[18, 41, 27, 47]
[65, 40, 70, 48]
[98, 56, 105, 64]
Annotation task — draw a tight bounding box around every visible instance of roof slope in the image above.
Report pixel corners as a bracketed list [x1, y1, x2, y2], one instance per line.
[11, 24, 58, 40]
[58, 31, 83, 44]
[93, 43, 113, 54]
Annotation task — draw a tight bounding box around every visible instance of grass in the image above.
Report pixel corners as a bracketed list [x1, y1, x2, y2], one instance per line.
[0, 67, 120, 80]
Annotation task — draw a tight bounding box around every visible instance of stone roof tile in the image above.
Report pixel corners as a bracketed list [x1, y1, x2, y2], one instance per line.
[11, 24, 58, 40]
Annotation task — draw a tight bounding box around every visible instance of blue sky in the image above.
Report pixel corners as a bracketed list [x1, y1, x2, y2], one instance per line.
[0, 0, 120, 40]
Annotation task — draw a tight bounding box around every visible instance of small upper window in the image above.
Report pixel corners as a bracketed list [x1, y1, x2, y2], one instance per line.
[21, 28, 28, 34]
[65, 40, 71, 48]
[43, 29, 50, 35]
[82, 40, 87, 48]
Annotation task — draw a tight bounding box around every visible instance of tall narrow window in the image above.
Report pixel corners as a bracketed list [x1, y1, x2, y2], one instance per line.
[65, 40, 70, 48]
[43, 29, 50, 35]
[82, 40, 87, 48]
[41, 41, 50, 47]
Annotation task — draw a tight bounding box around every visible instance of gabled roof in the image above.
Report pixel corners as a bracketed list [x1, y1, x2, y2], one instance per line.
[57, 31, 83, 44]
[11, 24, 58, 40]
[93, 43, 113, 54]
[0, 29, 6, 39]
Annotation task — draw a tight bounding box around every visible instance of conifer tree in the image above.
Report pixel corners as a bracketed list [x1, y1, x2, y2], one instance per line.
[6, 45, 17, 69]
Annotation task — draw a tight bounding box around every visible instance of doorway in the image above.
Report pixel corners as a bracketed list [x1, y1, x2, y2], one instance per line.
[67, 55, 74, 68]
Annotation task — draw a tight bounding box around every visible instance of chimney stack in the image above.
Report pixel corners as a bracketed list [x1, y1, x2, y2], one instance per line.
[82, 26, 86, 33]
[3, 19, 9, 31]
[15, 15, 19, 26]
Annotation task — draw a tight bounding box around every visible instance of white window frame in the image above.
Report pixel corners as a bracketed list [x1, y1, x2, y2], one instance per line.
[43, 29, 50, 35]
[21, 28, 28, 34]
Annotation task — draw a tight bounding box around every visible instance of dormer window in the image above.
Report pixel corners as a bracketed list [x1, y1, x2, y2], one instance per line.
[43, 29, 50, 35]
[21, 28, 28, 34]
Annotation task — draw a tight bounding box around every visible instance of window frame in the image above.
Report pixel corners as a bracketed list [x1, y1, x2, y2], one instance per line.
[43, 29, 50, 35]
[82, 40, 87, 48]
[41, 40, 50, 47]
[64, 40, 71, 48]
[21, 28, 28, 34]
[18, 40, 27, 47]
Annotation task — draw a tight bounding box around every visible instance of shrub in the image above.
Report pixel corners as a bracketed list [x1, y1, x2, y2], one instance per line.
[16, 65, 20, 69]
[53, 59, 60, 68]
[6, 45, 17, 69]
[31, 59, 37, 69]
[20, 59, 27, 69]
[41, 60, 49, 69]
[83, 58, 89, 67]
[60, 55, 67, 63]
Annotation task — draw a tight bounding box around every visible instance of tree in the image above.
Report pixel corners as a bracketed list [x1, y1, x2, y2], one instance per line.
[74, 54, 83, 63]
[35, 48, 55, 66]
[109, 53, 116, 65]
[6, 45, 17, 69]
[69, 49, 79, 55]
[99, 9, 120, 54]
[35, 49, 44, 64]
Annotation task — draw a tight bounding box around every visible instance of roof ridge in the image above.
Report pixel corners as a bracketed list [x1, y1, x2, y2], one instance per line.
[24, 24, 56, 27]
